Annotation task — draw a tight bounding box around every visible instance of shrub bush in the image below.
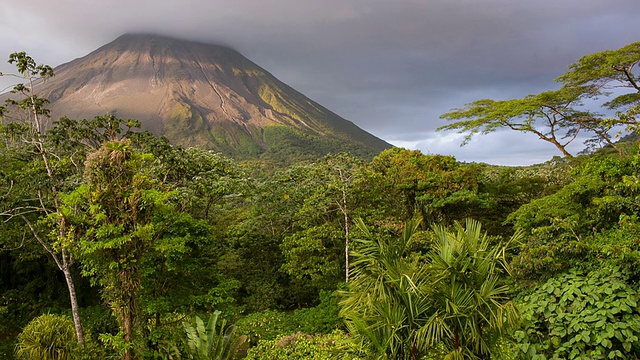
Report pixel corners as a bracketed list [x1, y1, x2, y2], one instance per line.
[291, 290, 342, 334]
[235, 310, 296, 346]
[245, 330, 363, 360]
[15, 314, 76, 360]
[235, 291, 343, 347]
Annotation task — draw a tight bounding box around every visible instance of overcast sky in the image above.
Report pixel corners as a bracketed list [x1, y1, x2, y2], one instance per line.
[1, 0, 638, 165]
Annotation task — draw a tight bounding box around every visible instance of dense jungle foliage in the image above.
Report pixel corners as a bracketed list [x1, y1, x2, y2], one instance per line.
[1, 42, 640, 359]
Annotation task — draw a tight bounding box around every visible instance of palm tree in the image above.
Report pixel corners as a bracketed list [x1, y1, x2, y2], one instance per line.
[420, 219, 521, 359]
[340, 218, 432, 359]
[340, 218, 520, 360]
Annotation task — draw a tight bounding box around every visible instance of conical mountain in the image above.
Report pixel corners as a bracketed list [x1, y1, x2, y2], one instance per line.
[31, 33, 391, 162]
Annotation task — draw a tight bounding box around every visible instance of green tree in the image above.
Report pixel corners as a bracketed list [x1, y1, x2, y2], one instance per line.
[225, 154, 366, 309]
[472, 163, 562, 237]
[64, 139, 166, 359]
[151, 146, 247, 222]
[281, 223, 345, 292]
[509, 147, 640, 280]
[136, 144, 248, 323]
[281, 153, 364, 285]
[319, 153, 362, 283]
[369, 148, 485, 225]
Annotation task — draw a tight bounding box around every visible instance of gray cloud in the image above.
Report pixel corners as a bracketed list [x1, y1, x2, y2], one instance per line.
[1, 0, 638, 165]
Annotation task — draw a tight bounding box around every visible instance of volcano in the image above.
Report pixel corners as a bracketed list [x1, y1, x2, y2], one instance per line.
[27, 33, 391, 162]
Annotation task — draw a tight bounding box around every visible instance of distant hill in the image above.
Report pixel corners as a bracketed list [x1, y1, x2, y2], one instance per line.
[15, 33, 392, 163]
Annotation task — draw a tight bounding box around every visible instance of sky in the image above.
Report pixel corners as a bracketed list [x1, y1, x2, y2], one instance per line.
[1, 0, 639, 165]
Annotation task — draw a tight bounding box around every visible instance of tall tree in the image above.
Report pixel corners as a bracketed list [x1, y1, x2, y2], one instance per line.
[325, 153, 360, 283]
[152, 146, 248, 223]
[0, 52, 85, 344]
[295, 153, 363, 282]
[369, 148, 485, 225]
[278, 153, 366, 301]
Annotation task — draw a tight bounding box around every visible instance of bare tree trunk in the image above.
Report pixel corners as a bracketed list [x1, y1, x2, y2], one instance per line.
[20, 215, 85, 344]
[344, 204, 350, 283]
[30, 70, 86, 344]
[336, 167, 351, 283]
[61, 257, 85, 344]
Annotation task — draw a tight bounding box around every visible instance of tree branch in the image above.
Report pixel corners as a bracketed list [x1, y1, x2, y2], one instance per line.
[18, 213, 64, 270]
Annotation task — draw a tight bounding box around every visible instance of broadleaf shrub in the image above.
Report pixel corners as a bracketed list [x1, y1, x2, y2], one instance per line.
[515, 267, 640, 359]
[244, 330, 363, 360]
